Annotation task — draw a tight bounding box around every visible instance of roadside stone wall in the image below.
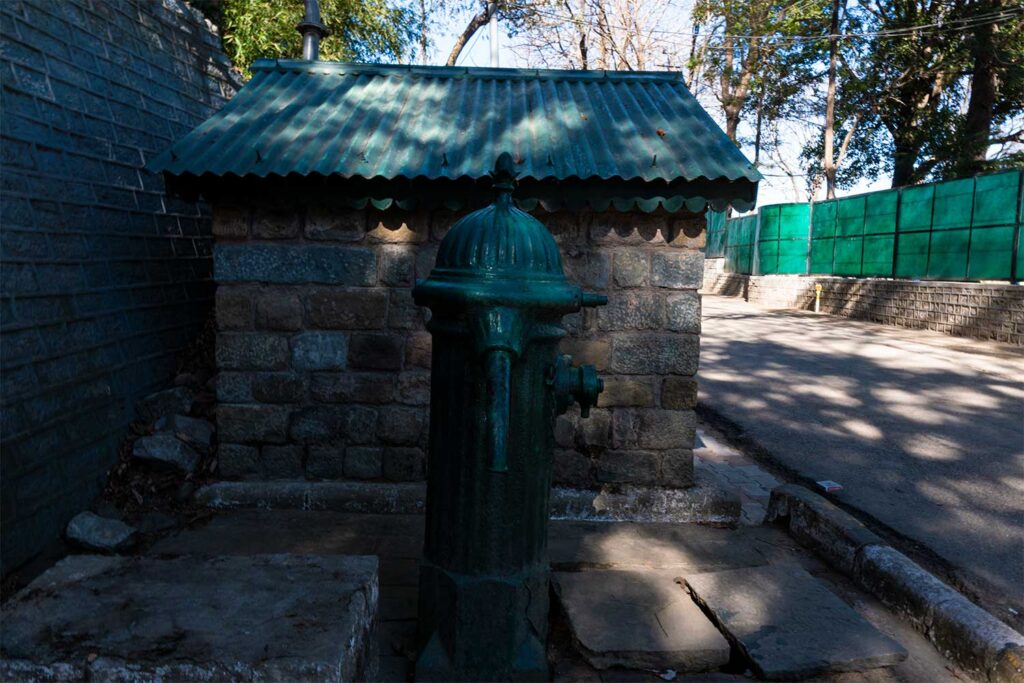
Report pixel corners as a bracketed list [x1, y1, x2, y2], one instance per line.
[0, 0, 237, 572]
[212, 203, 707, 490]
[702, 259, 1024, 345]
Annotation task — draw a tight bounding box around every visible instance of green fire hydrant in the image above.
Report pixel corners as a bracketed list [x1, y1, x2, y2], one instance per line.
[412, 153, 606, 681]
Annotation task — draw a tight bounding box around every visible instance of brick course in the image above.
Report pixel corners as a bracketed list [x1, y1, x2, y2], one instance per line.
[0, 0, 238, 572]
[702, 258, 1024, 345]
[213, 204, 707, 489]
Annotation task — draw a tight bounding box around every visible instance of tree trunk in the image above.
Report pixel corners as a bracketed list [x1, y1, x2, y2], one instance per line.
[958, 0, 999, 175]
[685, 22, 700, 88]
[419, 0, 429, 65]
[725, 108, 740, 145]
[753, 88, 764, 165]
[446, 2, 495, 66]
[822, 0, 841, 199]
[891, 141, 918, 188]
[564, 0, 587, 68]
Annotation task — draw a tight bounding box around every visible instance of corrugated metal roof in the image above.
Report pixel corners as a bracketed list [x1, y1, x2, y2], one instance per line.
[151, 60, 760, 212]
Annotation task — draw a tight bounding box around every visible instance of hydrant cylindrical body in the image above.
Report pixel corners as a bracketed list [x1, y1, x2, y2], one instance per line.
[412, 154, 605, 681]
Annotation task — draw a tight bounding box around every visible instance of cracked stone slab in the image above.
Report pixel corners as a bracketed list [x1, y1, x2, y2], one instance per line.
[0, 554, 379, 682]
[553, 570, 730, 672]
[684, 564, 907, 680]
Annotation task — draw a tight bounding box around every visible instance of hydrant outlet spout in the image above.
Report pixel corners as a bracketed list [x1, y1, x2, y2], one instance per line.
[549, 355, 604, 417]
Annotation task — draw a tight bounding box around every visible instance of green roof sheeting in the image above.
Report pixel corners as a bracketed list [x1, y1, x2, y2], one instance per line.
[151, 60, 759, 212]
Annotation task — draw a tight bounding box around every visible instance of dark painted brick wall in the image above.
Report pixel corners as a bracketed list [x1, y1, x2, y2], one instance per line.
[0, 0, 238, 573]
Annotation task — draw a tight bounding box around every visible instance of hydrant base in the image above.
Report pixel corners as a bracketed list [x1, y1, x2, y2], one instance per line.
[416, 561, 550, 682]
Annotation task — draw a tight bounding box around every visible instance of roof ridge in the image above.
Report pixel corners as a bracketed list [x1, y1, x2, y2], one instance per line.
[250, 58, 685, 83]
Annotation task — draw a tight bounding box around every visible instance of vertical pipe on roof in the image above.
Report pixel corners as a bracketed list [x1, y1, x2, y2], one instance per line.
[488, 1, 499, 66]
[297, 0, 328, 61]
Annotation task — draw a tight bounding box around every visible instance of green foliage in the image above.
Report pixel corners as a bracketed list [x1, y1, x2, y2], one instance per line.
[801, 0, 1024, 189]
[217, 0, 418, 77]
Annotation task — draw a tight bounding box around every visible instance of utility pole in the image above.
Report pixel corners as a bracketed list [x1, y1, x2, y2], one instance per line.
[489, 1, 499, 66]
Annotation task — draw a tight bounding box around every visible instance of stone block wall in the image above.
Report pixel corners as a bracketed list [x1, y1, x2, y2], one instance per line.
[702, 259, 1024, 345]
[212, 202, 706, 490]
[0, 0, 237, 572]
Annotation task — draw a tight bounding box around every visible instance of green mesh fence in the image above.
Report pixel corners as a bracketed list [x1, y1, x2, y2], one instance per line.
[758, 203, 810, 274]
[724, 214, 757, 274]
[706, 210, 727, 257]
[706, 169, 1023, 281]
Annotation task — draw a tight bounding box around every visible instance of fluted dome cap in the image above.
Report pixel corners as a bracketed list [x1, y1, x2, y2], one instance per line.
[414, 153, 593, 312]
[434, 153, 564, 280]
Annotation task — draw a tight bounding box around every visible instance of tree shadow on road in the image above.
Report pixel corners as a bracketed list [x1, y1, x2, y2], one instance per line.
[697, 300, 1024, 626]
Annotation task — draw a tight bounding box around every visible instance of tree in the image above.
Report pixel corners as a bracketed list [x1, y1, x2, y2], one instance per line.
[202, 0, 417, 78]
[688, 0, 830, 145]
[803, 0, 1023, 189]
[507, 0, 686, 71]
[865, 0, 968, 186]
[948, 0, 1024, 177]
[446, 1, 499, 66]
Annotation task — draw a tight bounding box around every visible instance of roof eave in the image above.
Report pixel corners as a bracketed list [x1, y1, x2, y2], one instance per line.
[162, 172, 757, 214]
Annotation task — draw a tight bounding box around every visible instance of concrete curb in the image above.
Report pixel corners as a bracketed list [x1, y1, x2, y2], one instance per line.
[550, 468, 740, 525]
[196, 481, 427, 514]
[196, 473, 741, 525]
[767, 485, 1024, 683]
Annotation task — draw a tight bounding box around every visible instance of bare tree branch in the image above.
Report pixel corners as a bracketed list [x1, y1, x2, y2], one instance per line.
[446, 2, 495, 66]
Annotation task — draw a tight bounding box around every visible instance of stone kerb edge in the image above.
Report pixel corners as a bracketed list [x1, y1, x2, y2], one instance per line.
[767, 484, 1024, 682]
[196, 472, 741, 525]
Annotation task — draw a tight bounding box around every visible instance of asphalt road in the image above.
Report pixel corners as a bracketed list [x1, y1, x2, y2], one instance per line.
[698, 295, 1024, 624]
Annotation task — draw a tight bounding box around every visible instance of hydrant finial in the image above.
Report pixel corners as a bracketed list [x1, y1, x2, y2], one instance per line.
[491, 152, 517, 192]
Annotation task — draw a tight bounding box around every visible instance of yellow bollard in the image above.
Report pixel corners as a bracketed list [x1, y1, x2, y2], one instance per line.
[814, 283, 822, 313]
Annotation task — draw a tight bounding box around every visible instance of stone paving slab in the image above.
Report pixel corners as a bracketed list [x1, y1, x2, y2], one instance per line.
[145, 511, 967, 682]
[0, 554, 379, 683]
[151, 510, 423, 556]
[554, 570, 731, 672]
[683, 564, 907, 681]
[548, 520, 772, 572]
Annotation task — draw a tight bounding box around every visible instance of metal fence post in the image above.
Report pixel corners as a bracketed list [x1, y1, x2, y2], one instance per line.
[965, 176, 977, 281]
[1012, 170, 1023, 284]
[752, 208, 762, 275]
[924, 183, 937, 279]
[806, 199, 814, 275]
[858, 197, 867, 277]
[830, 201, 838, 276]
[891, 187, 902, 279]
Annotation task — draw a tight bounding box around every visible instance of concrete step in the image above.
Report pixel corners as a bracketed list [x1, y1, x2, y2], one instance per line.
[0, 554, 379, 682]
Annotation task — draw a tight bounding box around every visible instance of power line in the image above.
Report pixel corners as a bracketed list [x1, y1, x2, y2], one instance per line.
[521, 2, 1021, 41]
[515, 4, 1023, 46]
[456, 22, 486, 66]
